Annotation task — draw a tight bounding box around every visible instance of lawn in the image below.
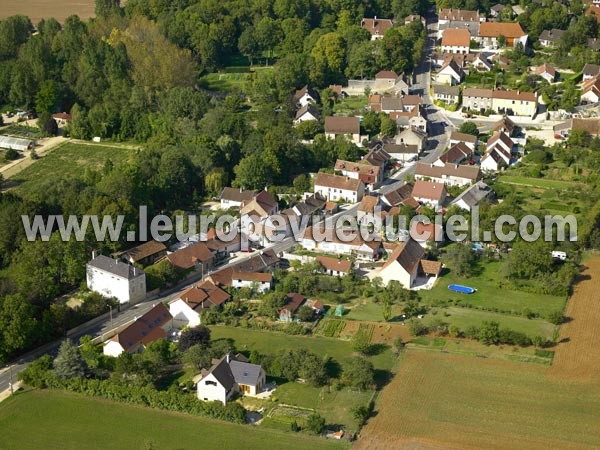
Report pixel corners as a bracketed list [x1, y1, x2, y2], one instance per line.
[11, 142, 138, 199]
[272, 381, 374, 433]
[209, 325, 396, 373]
[332, 96, 368, 115]
[498, 175, 582, 189]
[419, 261, 566, 319]
[355, 351, 600, 449]
[0, 390, 347, 450]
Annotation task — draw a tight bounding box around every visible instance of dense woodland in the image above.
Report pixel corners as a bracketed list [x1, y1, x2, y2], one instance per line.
[0, 0, 599, 363]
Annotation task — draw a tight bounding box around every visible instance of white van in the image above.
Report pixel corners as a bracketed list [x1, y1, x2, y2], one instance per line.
[552, 251, 567, 261]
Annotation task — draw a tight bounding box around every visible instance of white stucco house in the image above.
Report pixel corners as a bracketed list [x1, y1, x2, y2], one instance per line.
[169, 280, 231, 328]
[197, 353, 266, 404]
[86, 254, 146, 304]
[230, 271, 273, 292]
[376, 238, 441, 288]
[313, 172, 364, 203]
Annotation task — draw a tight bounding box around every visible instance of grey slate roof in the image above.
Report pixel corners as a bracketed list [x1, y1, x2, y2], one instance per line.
[88, 255, 144, 279]
[451, 181, 493, 209]
[207, 356, 237, 391]
[230, 360, 263, 386]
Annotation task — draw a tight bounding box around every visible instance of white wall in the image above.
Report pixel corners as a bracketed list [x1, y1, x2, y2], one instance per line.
[103, 340, 125, 357]
[87, 266, 146, 304]
[197, 373, 231, 404]
[169, 299, 201, 328]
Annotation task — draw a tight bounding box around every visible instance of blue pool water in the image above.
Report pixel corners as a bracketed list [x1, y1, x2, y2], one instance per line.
[448, 284, 476, 294]
[472, 243, 484, 252]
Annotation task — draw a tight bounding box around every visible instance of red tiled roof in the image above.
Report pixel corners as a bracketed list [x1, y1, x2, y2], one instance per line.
[166, 242, 214, 270]
[442, 28, 470, 47]
[316, 255, 353, 273]
[173, 280, 231, 311]
[112, 303, 172, 352]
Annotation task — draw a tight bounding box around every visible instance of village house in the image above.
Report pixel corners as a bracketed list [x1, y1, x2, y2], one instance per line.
[395, 127, 427, 151]
[313, 172, 364, 203]
[461, 88, 493, 112]
[414, 162, 480, 187]
[450, 180, 494, 211]
[196, 353, 266, 404]
[441, 28, 471, 54]
[357, 195, 385, 227]
[383, 142, 420, 161]
[220, 187, 255, 209]
[206, 234, 242, 260]
[301, 226, 383, 260]
[103, 303, 172, 357]
[492, 116, 516, 136]
[362, 146, 391, 169]
[293, 85, 319, 107]
[433, 85, 460, 105]
[472, 55, 493, 72]
[316, 255, 354, 277]
[87, 254, 146, 304]
[449, 131, 478, 151]
[463, 89, 537, 116]
[539, 29, 565, 47]
[554, 118, 600, 138]
[169, 280, 231, 328]
[411, 180, 447, 210]
[335, 159, 383, 189]
[325, 116, 362, 145]
[345, 71, 409, 96]
[231, 271, 273, 293]
[239, 190, 280, 243]
[477, 22, 528, 49]
[581, 75, 600, 104]
[535, 63, 558, 83]
[207, 250, 280, 289]
[381, 183, 414, 208]
[279, 293, 308, 322]
[480, 148, 509, 172]
[487, 131, 514, 154]
[51, 112, 72, 127]
[583, 64, 600, 82]
[489, 4, 510, 18]
[437, 8, 481, 39]
[376, 238, 442, 288]
[118, 241, 167, 267]
[435, 142, 473, 165]
[165, 242, 215, 276]
[435, 59, 464, 85]
[295, 103, 321, 124]
[361, 17, 394, 40]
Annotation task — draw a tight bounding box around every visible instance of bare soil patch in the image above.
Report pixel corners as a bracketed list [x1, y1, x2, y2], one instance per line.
[549, 258, 600, 382]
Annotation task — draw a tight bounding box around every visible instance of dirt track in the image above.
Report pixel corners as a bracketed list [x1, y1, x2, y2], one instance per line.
[549, 257, 600, 382]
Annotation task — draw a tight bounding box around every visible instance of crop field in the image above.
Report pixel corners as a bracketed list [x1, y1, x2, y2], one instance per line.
[550, 258, 600, 382]
[0, 390, 347, 450]
[0, 0, 96, 24]
[11, 142, 138, 199]
[355, 351, 600, 450]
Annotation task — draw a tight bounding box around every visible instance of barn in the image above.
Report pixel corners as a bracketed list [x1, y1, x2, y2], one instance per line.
[0, 136, 34, 151]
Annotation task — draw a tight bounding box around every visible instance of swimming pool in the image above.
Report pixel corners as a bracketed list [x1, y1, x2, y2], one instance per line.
[448, 284, 476, 294]
[472, 243, 484, 252]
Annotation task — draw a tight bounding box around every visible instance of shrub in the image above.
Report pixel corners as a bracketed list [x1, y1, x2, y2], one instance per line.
[407, 319, 427, 337]
[306, 413, 326, 435]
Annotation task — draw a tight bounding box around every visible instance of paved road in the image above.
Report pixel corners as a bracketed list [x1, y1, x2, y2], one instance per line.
[0, 11, 450, 397]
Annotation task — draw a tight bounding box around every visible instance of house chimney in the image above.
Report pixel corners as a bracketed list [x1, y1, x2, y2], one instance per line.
[92, 250, 97, 259]
[226, 353, 231, 363]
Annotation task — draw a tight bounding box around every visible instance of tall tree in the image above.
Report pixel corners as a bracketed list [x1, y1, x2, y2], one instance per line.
[53, 339, 87, 378]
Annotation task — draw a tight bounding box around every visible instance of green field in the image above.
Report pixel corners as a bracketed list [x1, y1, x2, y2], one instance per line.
[420, 261, 566, 319]
[210, 325, 396, 372]
[358, 351, 600, 449]
[11, 142, 137, 198]
[498, 175, 582, 189]
[332, 96, 368, 115]
[0, 390, 346, 450]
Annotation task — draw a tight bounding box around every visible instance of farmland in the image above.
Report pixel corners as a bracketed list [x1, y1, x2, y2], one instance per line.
[0, 0, 96, 24]
[0, 390, 346, 450]
[550, 258, 600, 382]
[10, 142, 138, 199]
[355, 351, 600, 450]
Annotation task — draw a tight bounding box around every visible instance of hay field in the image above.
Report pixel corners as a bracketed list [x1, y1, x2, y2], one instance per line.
[355, 352, 600, 450]
[1, 0, 95, 24]
[550, 258, 600, 382]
